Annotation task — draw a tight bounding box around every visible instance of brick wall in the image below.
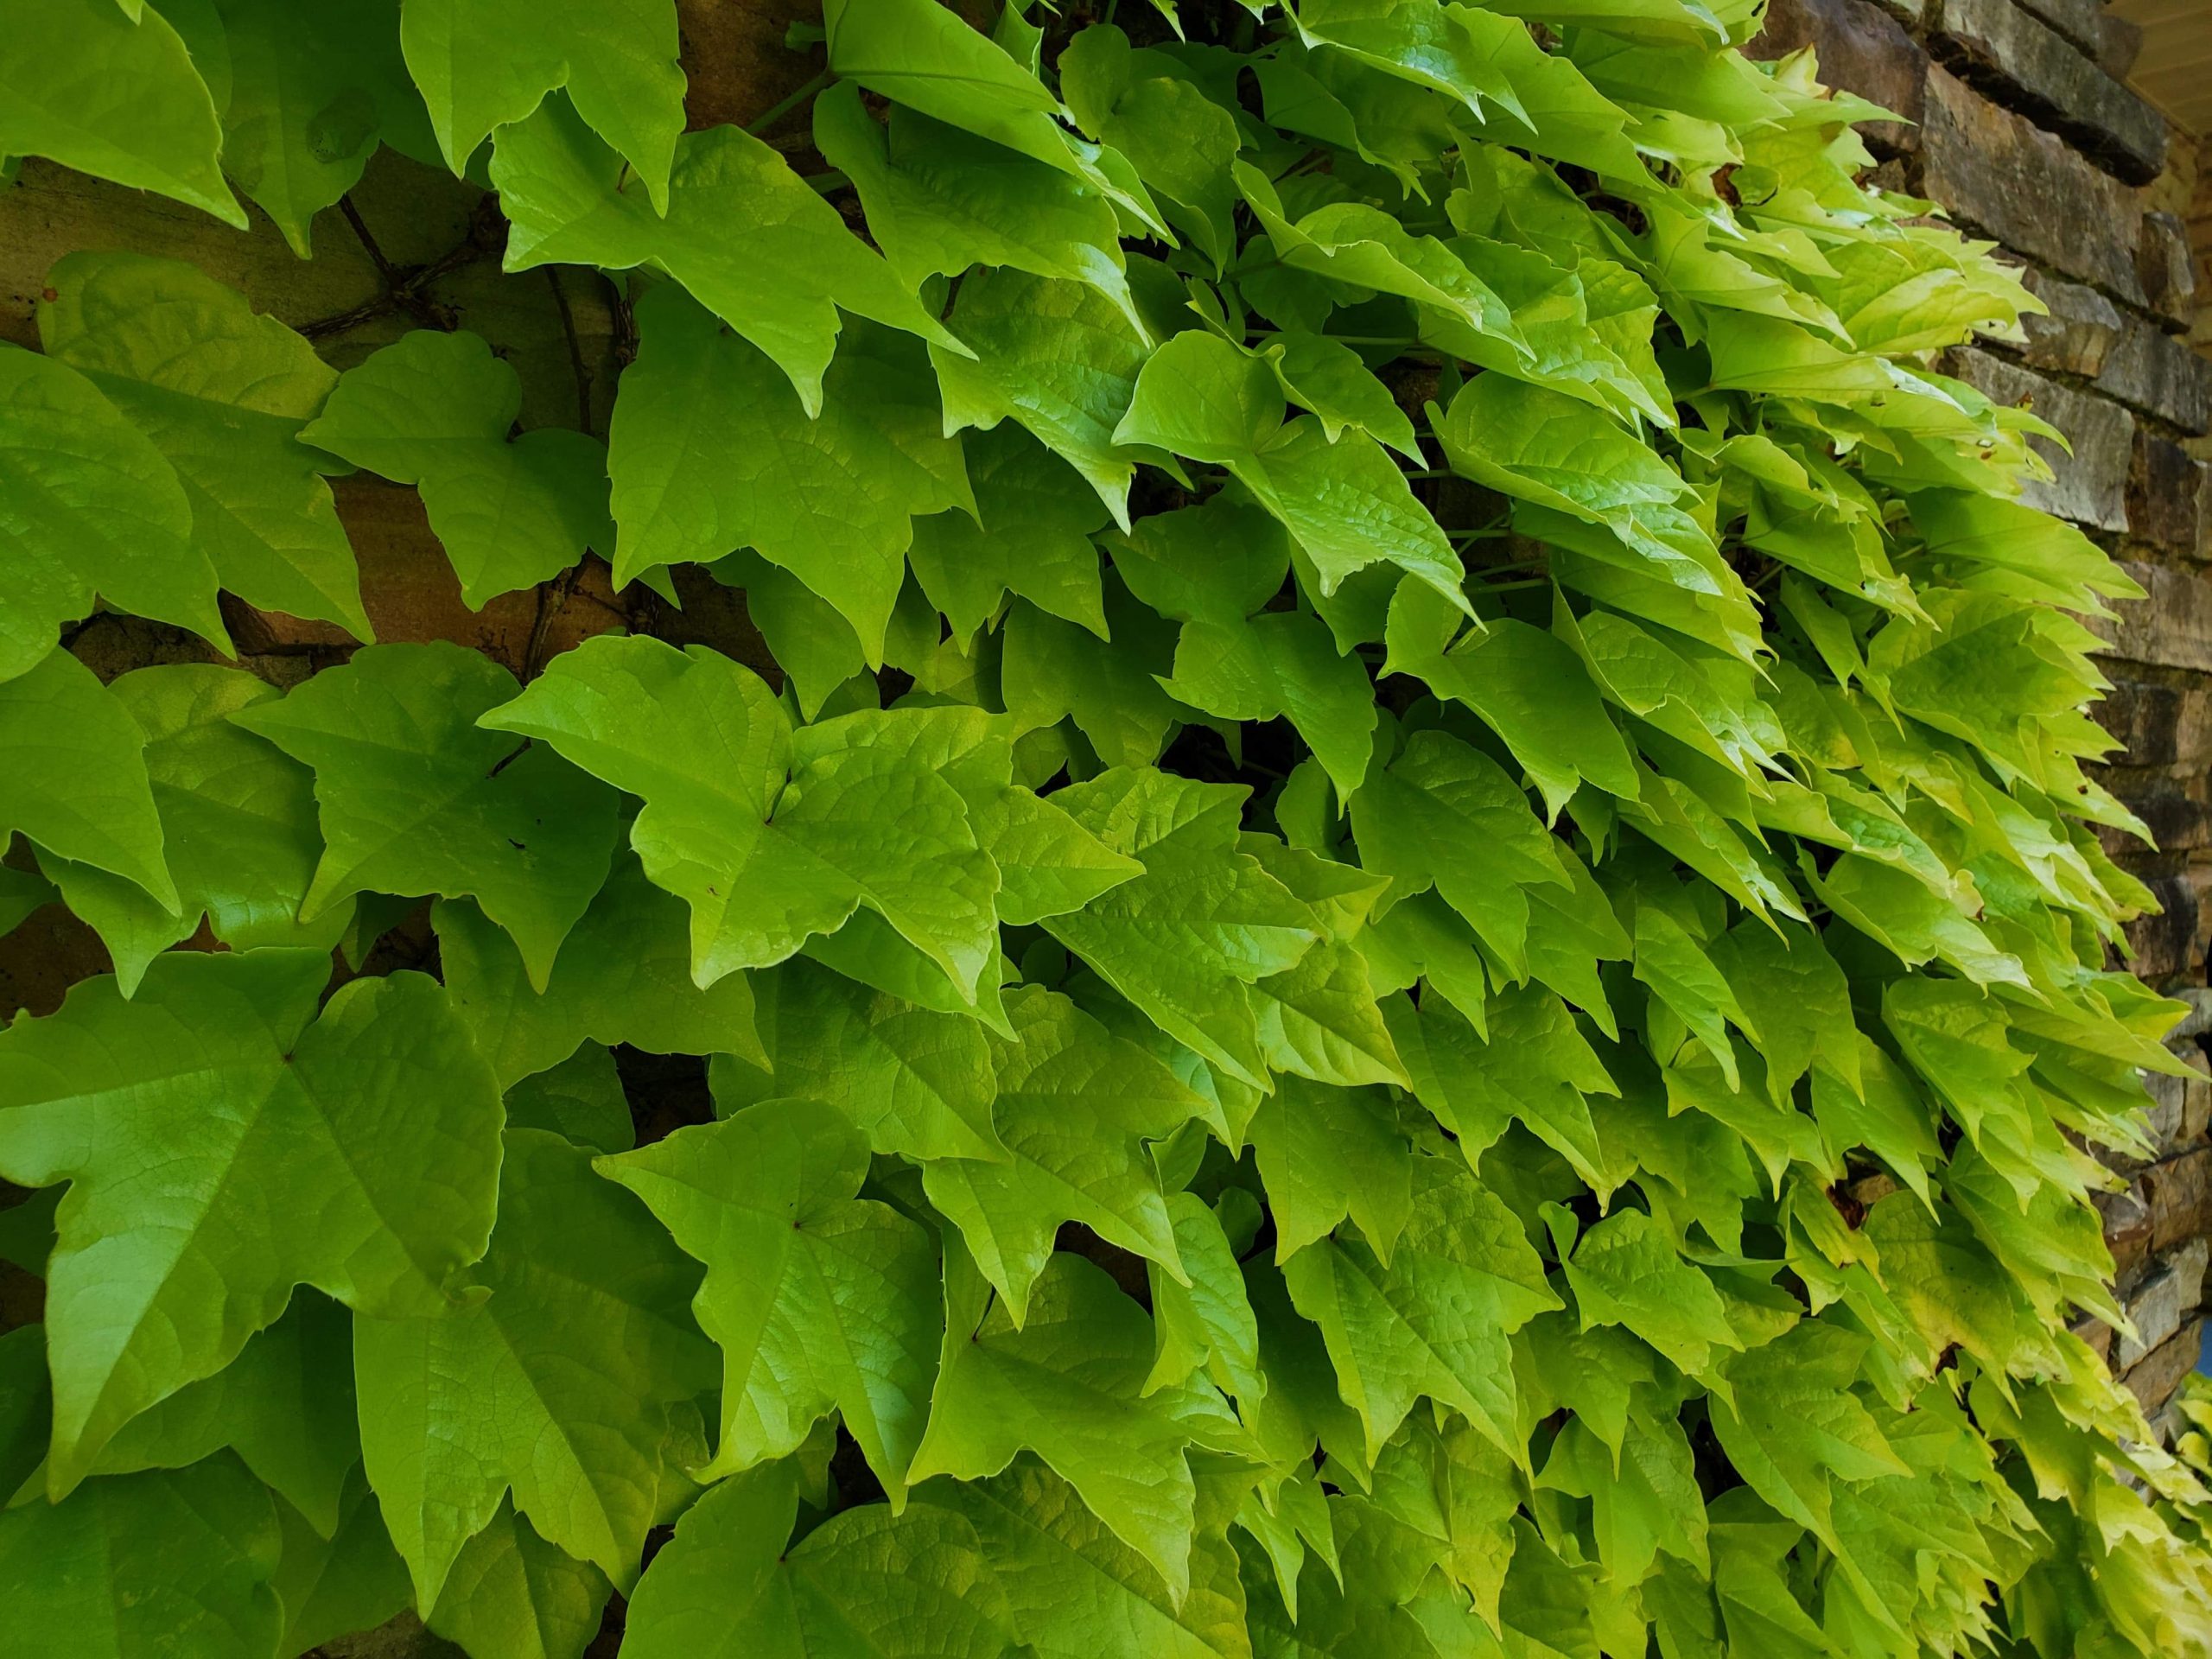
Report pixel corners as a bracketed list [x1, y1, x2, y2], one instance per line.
[1758, 0, 2212, 1435]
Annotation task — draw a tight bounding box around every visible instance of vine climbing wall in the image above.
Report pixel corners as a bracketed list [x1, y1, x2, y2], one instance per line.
[7, 2, 2212, 1657]
[1759, 0, 2212, 1448]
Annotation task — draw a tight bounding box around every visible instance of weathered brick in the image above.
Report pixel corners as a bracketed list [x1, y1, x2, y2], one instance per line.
[2098, 562, 2212, 674]
[230, 479, 635, 680]
[2118, 1261, 2187, 1368]
[2127, 433, 2211, 561]
[2095, 10, 2144, 79]
[2139, 211, 2199, 332]
[2012, 0, 2103, 54]
[677, 0, 830, 133]
[2124, 1314, 2204, 1415]
[2145, 1066, 2190, 1154]
[1932, 0, 2166, 183]
[2124, 781, 2212, 855]
[1946, 348, 2136, 531]
[2146, 1147, 2212, 1254]
[1922, 67, 2150, 308]
[2099, 319, 2212, 433]
[2102, 1180, 2154, 1283]
[2014, 270, 2124, 377]
[2094, 680, 2212, 768]
[2174, 1235, 2210, 1313]
[2122, 871, 2200, 981]
[2161, 986, 2212, 1046]
[1750, 0, 1928, 149]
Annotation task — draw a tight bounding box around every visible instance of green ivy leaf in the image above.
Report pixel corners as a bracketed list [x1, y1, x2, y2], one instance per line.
[354, 1128, 715, 1605]
[1109, 491, 1293, 628]
[78, 1292, 358, 1536]
[1249, 1077, 1415, 1262]
[270, 1465, 414, 1659]
[1631, 904, 1751, 1089]
[1363, 1414, 1521, 1624]
[1147, 1191, 1267, 1404]
[621, 1459, 1021, 1659]
[916, 1459, 1256, 1659]
[823, 0, 1166, 236]
[423, 1499, 613, 1659]
[0, 1454, 281, 1657]
[1119, 331, 1471, 619]
[1044, 768, 1322, 1088]
[910, 1245, 1252, 1600]
[977, 780, 1145, 929]
[1350, 728, 1569, 979]
[434, 851, 764, 1090]
[1712, 918, 1859, 1105]
[921, 985, 1209, 1321]
[0, 344, 227, 682]
[932, 267, 1158, 526]
[1292, 0, 1523, 116]
[1808, 1038, 1939, 1210]
[1283, 1156, 1560, 1464]
[601, 1096, 944, 1498]
[1411, 617, 1640, 820]
[1165, 609, 1377, 800]
[0, 0, 243, 226]
[204, 0, 435, 256]
[1432, 372, 1696, 563]
[1237, 162, 1524, 353]
[1002, 582, 1187, 768]
[39, 251, 370, 639]
[1541, 1409, 1708, 1584]
[0, 647, 175, 912]
[0, 867, 58, 938]
[718, 957, 1002, 1162]
[300, 329, 612, 609]
[1059, 27, 1241, 270]
[1240, 1505, 1439, 1657]
[1389, 983, 1616, 1192]
[493, 93, 964, 416]
[482, 637, 1001, 1004]
[1553, 1205, 1740, 1376]
[0, 950, 504, 1492]
[906, 424, 1109, 642]
[36, 664, 347, 996]
[503, 1043, 633, 1154]
[607, 286, 974, 650]
[234, 641, 621, 989]
[1262, 330, 1424, 461]
[1238, 840, 1405, 1090]
[813, 80, 1140, 333]
[1707, 1322, 1908, 1554]
[402, 0, 684, 207]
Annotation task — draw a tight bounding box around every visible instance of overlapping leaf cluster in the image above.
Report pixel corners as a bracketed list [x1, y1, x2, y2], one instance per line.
[3, 0, 2211, 1654]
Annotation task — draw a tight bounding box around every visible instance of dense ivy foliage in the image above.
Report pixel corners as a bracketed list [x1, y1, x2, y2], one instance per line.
[3, 0, 2212, 1654]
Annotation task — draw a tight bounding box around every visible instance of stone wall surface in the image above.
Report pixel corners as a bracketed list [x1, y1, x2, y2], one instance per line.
[1758, 0, 2212, 1433]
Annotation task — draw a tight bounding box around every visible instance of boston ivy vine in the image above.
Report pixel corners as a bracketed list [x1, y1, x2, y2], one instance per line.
[2, 0, 2210, 1654]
